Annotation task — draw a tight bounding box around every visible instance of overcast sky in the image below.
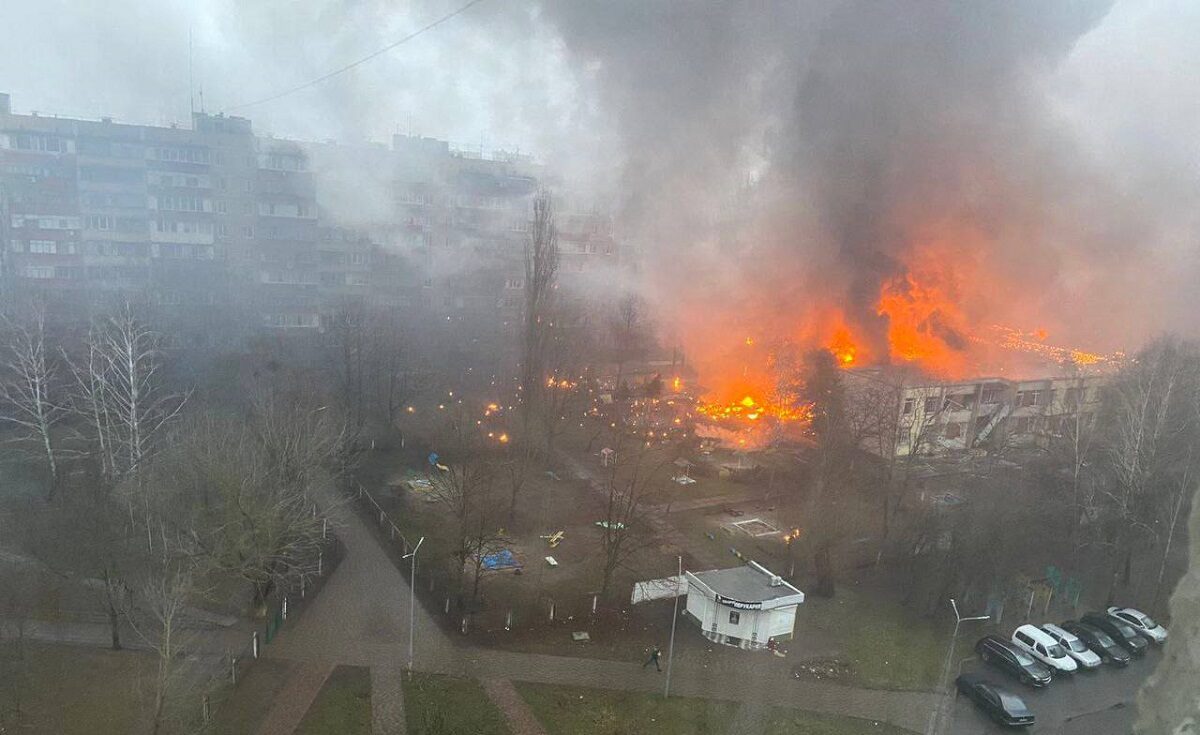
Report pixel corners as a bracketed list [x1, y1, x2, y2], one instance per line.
[2, 1, 1196, 193]
[3, 0, 1199, 354]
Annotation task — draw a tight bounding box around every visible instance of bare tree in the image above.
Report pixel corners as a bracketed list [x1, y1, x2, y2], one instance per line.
[322, 299, 372, 442]
[1098, 339, 1192, 602]
[178, 411, 338, 613]
[519, 189, 560, 450]
[0, 306, 66, 500]
[428, 456, 504, 606]
[126, 561, 199, 735]
[608, 294, 647, 394]
[250, 387, 350, 490]
[67, 307, 187, 484]
[595, 435, 667, 601]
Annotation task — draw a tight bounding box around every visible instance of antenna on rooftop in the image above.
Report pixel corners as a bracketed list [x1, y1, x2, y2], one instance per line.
[189, 27, 195, 117]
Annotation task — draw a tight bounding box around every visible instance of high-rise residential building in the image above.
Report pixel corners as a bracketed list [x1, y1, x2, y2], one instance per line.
[0, 94, 620, 360]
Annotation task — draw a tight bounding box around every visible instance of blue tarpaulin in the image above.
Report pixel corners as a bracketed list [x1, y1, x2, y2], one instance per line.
[481, 549, 520, 570]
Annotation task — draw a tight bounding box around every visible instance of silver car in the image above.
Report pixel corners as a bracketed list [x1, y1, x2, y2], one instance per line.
[1041, 623, 1102, 669]
[1108, 607, 1168, 644]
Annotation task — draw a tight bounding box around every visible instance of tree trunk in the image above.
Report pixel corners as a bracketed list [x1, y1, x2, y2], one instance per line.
[107, 597, 121, 650]
[1153, 493, 1186, 613]
[42, 430, 58, 503]
[813, 543, 835, 598]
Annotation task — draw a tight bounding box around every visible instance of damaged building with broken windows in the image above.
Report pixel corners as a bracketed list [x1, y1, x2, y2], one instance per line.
[846, 369, 1107, 458]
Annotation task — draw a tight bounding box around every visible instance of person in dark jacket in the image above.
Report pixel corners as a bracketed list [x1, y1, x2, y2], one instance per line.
[643, 646, 662, 672]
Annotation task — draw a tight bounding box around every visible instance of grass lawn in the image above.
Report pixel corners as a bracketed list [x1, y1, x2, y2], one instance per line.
[765, 707, 917, 735]
[208, 658, 294, 735]
[403, 672, 511, 735]
[0, 641, 155, 734]
[515, 682, 737, 735]
[296, 665, 372, 735]
[797, 586, 947, 691]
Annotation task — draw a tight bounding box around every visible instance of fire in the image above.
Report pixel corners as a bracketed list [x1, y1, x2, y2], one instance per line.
[828, 326, 859, 367]
[877, 263, 971, 377]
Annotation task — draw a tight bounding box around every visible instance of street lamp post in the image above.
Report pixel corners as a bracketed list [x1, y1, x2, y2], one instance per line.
[402, 536, 425, 672]
[926, 598, 989, 735]
[664, 555, 682, 698]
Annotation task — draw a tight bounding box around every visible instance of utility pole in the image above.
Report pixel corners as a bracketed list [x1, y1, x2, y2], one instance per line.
[403, 536, 425, 672]
[664, 555, 682, 698]
[925, 598, 989, 735]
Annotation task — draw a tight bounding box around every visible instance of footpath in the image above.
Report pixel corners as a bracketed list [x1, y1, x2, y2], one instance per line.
[258, 488, 936, 734]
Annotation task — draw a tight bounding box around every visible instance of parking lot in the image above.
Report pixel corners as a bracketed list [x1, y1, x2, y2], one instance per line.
[947, 646, 1160, 733]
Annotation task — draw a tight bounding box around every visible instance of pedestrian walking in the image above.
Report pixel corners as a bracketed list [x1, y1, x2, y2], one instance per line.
[642, 645, 662, 672]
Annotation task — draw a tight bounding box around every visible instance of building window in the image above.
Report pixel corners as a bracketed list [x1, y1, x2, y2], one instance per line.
[728, 611, 740, 625]
[28, 240, 57, 254]
[349, 252, 367, 266]
[902, 397, 914, 415]
[923, 397, 939, 414]
[87, 214, 114, 231]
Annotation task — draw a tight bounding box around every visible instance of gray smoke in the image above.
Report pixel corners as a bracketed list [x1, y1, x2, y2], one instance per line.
[535, 0, 1200, 368]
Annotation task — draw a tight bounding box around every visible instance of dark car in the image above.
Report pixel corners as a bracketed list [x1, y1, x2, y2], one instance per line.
[956, 673, 1036, 727]
[1080, 612, 1149, 657]
[1062, 621, 1132, 667]
[975, 635, 1054, 687]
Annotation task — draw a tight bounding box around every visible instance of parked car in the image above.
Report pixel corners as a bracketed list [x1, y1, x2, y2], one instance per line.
[1041, 623, 1103, 669]
[1061, 621, 1132, 667]
[1080, 612, 1149, 656]
[1011, 624, 1078, 674]
[1107, 607, 1168, 644]
[956, 673, 1035, 728]
[975, 635, 1054, 687]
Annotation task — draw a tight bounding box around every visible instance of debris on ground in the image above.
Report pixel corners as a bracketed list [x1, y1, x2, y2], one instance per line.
[791, 657, 854, 682]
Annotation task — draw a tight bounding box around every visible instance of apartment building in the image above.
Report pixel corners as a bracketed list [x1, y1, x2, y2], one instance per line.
[0, 93, 620, 355]
[846, 368, 1106, 457]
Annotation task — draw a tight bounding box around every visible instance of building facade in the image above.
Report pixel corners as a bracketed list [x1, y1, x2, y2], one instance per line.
[0, 93, 619, 359]
[684, 561, 805, 650]
[847, 368, 1107, 457]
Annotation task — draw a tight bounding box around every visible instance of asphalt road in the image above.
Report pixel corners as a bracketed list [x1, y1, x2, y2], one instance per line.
[947, 646, 1160, 734]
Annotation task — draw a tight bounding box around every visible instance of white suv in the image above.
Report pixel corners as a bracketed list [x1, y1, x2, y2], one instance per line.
[1041, 623, 1102, 669]
[1012, 624, 1078, 673]
[1107, 607, 1168, 644]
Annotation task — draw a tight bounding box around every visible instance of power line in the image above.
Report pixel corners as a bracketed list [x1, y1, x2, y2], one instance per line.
[225, 0, 490, 113]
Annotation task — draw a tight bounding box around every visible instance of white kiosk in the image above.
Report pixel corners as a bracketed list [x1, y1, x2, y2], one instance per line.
[684, 561, 804, 650]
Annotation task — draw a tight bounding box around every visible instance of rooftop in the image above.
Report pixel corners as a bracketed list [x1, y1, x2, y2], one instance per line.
[688, 561, 804, 605]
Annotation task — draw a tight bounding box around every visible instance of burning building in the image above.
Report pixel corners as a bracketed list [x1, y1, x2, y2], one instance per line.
[846, 368, 1107, 458]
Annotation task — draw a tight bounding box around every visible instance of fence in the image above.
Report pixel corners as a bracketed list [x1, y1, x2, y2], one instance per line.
[187, 504, 346, 731]
[350, 481, 622, 640]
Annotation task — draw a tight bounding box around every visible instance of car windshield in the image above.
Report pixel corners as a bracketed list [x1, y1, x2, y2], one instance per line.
[1012, 648, 1035, 665]
[1115, 621, 1137, 637]
[1093, 630, 1117, 647]
[1069, 639, 1087, 653]
[1141, 615, 1158, 627]
[1047, 643, 1067, 657]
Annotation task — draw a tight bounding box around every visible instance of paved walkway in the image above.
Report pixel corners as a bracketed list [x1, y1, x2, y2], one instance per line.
[256, 486, 935, 734]
[370, 664, 407, 735]
[482, 679, 548, 735]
